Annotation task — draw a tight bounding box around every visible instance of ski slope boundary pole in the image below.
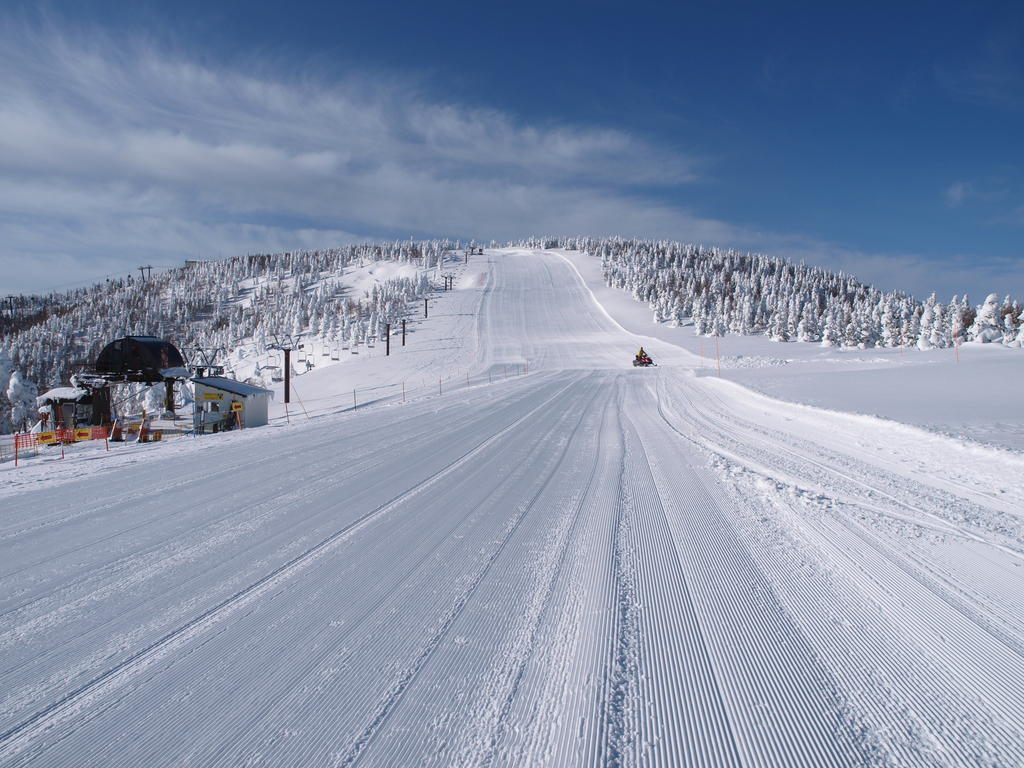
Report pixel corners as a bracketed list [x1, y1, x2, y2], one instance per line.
[290, 383, 310, 419]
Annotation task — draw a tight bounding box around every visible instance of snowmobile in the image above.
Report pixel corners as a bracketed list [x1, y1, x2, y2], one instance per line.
[632, 353, 655, 367]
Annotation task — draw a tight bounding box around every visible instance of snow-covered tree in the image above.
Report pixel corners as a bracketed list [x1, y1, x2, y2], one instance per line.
[1002, 300, 1020, 346]
[930, 301, 949, 348]
[7, 370, 37, 432]
[969, 293, 1003, 343]
[144, 383, 166, 416]
[768, 298, 790, 342]
[819, 307, 839, 347]
[917, 295, 936, 349]
[949, 296, 967, 346]
[879, 300, 898, 347]
[0, 348, 13, 433]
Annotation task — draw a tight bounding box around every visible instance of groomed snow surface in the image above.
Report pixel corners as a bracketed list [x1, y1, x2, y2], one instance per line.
[3, 249, 1024, 767]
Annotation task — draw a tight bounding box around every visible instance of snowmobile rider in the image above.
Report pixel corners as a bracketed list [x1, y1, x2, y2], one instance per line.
[636, 347, 647, 360]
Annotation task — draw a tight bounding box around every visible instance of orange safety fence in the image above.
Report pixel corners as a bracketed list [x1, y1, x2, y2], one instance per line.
[13, 427, 109, 466]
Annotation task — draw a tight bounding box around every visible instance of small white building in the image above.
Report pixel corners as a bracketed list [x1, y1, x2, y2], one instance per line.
[192, 376, 274, 431]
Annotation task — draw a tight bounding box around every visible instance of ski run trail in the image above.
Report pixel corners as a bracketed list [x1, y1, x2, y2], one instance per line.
[3, 248, 1024, 767]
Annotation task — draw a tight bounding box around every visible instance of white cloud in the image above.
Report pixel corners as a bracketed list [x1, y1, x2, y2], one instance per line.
[0, 22, 710, 293]
[1, 20, 1019, 305]
[945, 181, 973, 207]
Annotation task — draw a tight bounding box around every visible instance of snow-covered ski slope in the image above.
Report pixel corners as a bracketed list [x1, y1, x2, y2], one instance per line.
[3, 249, 1024, 767]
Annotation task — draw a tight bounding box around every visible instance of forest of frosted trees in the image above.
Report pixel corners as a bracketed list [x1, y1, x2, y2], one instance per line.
[3, 235, 1021, 433]
[524, 237, 1024, 351]
[0, 240, 453, 432]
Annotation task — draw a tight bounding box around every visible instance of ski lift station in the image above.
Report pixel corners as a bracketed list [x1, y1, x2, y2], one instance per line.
[192, 376, 274, 430]
[97, 335, 189, 382]
[36, 385, 97, 429]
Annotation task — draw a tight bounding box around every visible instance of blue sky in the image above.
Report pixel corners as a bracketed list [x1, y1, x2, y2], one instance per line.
[1, 0, 1021, 301]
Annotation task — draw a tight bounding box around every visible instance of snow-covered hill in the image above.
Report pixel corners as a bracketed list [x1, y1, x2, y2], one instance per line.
[3, 236, 1021, 434]
[560, 248, 1024, 452]
[522, 236, 1024, 350]
[3, 248, 1024, 766]
[0, 241, 461, 431]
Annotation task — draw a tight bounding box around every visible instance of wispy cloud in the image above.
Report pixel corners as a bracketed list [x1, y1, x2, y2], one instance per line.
[2, 18, 1019, 305]
[945, 181, 974, 207]
[0, 20, 707, 292]
[934, 26, 1024, 109]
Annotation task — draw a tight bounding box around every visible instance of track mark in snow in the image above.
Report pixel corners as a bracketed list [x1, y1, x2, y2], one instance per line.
[653, 375, 1024, 765]
[0, 377, 582, 762]
[604, 442, 640, 768]
[338, 376, 607, 767]
[465, 386, 616, 768]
